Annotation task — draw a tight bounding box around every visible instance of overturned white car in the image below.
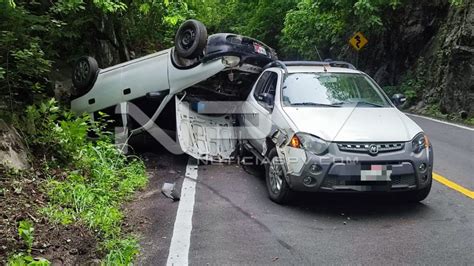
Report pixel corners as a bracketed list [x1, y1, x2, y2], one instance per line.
[71, 19, 276, 141]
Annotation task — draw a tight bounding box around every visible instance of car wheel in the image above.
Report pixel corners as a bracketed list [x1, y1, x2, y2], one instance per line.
[72, 56, 99, 94]
[265, 148, 292, 204]
[407, 180, 432, 202]
[174, 19, 208, 59]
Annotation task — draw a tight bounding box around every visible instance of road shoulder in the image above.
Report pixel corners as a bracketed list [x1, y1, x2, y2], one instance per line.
[123, 152, 188, 265]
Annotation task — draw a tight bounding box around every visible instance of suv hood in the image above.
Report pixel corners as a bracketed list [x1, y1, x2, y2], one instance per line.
[282, 107, 422, 142]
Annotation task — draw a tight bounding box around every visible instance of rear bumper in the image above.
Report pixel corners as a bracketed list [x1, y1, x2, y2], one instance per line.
[202, 34, 276, 67]
[286, 142, 433, 193]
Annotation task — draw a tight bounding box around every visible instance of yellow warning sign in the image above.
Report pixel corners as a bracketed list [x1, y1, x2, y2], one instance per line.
[349, 32, 368, 51]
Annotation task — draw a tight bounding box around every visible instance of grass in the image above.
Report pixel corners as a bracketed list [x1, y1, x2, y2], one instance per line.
[39, 140, 148, 264]
[420, 104, 474, 126]
[7, 99, 149, 264]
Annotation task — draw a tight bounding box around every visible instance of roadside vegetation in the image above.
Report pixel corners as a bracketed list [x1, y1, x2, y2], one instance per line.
[2, 98, 147, 264]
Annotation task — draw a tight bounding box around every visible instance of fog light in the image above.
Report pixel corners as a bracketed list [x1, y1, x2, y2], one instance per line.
[303, 176, 312, 186]
[310, 164, 322, 173]
[419, 163, 427, 173]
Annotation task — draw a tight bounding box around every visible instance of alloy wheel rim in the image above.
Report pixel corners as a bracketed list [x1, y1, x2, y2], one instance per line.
[269, 157, 283, 194]
[75, 60, 89, 83]
[181, 28, 196, 50]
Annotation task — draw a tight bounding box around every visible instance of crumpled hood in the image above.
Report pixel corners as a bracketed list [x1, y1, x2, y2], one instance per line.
[282, 107, 422, 142]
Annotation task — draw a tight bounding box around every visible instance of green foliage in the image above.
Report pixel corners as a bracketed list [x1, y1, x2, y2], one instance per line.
[7, 253, 50, 266]
[449, 0, 465, 7]
[0, 0, 194, 105]
[395, 58, 428, 106]
[381, 86, 398, 98]
[18, 220, 34, 253]
[424, 104, 444, 118]
[8, 221, 50, 266]
[190, 0, 297, 52]
[126, 0, 194, 51]
[466, 117, 474, 126]
[0, 0, 16, 8]
[23, 98, 147, 263]
[103, 237, 140, 265]
[281, 0, 402, 59]
[0, 4, 55, 115]
[24, 98, 88, 163]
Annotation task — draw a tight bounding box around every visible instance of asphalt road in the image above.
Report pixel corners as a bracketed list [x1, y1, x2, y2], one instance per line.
[140, 115, 474, 265]
[407, 115, 474, 190]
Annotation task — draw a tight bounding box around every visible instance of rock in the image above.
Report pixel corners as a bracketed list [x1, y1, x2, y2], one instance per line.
[431, 1, 474, 116]
[0, 120, 30, 171]
[373, 64, 390, 85]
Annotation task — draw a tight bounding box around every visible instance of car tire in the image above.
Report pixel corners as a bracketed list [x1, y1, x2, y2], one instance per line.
[72, 56, 99, 94]
[174, 19, 208, 59]
[265, 148, 292, 204]
[407, 180, 432, 202]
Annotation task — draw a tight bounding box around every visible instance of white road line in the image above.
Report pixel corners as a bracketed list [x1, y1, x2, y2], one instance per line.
[167, 157, 198, 266]
[406, 113, 474, 131]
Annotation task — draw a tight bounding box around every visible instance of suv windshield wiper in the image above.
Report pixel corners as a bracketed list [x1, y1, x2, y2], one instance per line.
[354, 101, 384, 107]
[291, 102, 342, 107]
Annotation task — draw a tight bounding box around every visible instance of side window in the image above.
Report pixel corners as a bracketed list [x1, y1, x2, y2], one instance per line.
[254, 71, 278, 108]
[253, 72, 271, 99]
[263, 72, 278, 97]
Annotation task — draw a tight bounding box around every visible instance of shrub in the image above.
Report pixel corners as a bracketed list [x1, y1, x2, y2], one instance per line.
[8, 221, 50, 266]
[22, 99, 147, 263]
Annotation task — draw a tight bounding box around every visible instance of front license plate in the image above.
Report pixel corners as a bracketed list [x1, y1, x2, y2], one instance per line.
[360, 164, 392, 181]
[253, 43, 267, 55]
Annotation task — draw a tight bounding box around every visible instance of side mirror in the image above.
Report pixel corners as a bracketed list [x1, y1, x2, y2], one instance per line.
[257, 93, 274, 109]
[391, 93, 407, 107]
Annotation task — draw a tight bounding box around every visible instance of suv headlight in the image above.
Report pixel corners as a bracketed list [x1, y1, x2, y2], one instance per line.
[412, 133, 430, 153]
[289, 133, 329, 155]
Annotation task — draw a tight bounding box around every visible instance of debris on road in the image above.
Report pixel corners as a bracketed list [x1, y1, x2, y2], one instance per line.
[161, 183, 180, 201]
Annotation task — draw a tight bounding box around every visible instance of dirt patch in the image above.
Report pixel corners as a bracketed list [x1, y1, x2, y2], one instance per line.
[0, 168, 102, 264]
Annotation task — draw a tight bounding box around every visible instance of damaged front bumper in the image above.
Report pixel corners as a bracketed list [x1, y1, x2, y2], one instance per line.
[282, 142, 433, 193]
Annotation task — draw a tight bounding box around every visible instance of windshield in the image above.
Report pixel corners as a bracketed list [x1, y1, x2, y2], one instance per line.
[282, 72, 392, 107]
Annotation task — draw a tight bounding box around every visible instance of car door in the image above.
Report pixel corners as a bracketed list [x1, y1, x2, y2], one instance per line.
[242, 70, 279, 153]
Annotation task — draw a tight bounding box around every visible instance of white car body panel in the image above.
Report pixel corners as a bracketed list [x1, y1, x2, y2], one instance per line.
[71, 49, 170, 114]
[176, 98, 236, 161]
[282, 106, 422, 142]
[168, 57, 226, 95]
[71, 48, 227, 136]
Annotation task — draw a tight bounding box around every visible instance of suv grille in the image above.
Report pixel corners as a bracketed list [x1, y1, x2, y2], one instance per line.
[321, 174, 416, 189]
[337, 142, 404, 154]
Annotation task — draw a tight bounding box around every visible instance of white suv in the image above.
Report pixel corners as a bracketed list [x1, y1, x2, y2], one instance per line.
[235, 61, 433, 203]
